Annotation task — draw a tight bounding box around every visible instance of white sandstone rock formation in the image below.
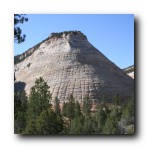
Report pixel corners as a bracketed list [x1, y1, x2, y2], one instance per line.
[14, 31, 134, 102]
[123, 65, 134, 79]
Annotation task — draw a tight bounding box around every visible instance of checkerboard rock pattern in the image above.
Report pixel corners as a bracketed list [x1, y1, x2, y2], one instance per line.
[14, 31, 134, 102]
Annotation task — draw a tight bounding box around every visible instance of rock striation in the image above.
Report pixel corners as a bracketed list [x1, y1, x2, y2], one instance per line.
[14, 31, 134, 102]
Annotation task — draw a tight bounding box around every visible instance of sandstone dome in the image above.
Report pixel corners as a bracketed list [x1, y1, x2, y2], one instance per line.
[14, 31, 134, 102]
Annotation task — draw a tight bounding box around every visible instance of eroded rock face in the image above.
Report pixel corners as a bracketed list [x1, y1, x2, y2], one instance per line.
[123, 65, 134, 79]
[14, 31, 134, 102]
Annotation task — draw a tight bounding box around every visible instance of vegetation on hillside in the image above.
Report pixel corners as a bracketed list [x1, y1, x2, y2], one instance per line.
[14, 77, 134, 135]
[50, 31, 87, 39]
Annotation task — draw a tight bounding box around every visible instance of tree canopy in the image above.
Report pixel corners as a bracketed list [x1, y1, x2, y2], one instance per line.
[14, 14, 28, 44]
[14, 78, 134, 135]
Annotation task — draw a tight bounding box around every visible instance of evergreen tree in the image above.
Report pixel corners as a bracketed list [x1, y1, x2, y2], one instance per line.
[67, 95, 75, 119]
[113, 94, 121, 106]
[83, 116, 94, 134]
[119, 98, 134, 134]
[14, 91, 28, 134]
[54, 97, 61, 116]
[53, 97, 64, 133]
[103, 116, 119, 134]
[122, 98, 134, 119]
[36, 108, 63, 134]
[25, 77, 52, 134]
[61, 102, 70, 133]
[70, 116, 84, 134]
[103, 108, 120, 134]
[69, 101, 84, 134]
[62, 102, 72, 118]
[14, 14, 28, 44]
[62, 102, 67, 116]
[94, 107, 107, 133]
[75, 101, 82, 117]
[83, 96, 92, 117]
[63, 95, 76, 126]
[27, 77, 51, 116]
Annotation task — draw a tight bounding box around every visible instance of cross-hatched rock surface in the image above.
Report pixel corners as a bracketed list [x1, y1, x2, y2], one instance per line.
[14, 31, 134, 102]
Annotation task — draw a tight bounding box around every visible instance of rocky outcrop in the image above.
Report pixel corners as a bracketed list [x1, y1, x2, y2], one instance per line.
[14, 31, 134, 102]
[123, 65, 134, 79]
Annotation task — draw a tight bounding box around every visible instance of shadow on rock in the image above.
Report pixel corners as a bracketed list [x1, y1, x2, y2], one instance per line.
[14, 81, 26, 92]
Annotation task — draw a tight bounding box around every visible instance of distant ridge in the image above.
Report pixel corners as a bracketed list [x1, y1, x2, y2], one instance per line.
[123, 65, 134, 79]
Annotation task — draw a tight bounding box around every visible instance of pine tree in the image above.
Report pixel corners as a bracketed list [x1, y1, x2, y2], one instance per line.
[14, 91, 28, 134]
[14, 14, 28, 44]
[69, 101, 84, 134]
[62, 102, 67, 116]
[70, 116, 84, 134]
[122, 97, 134, 118]
[94, 107, 107, 133]
[119, 97, 134, 134]
[103, 108, 120, 134]
[53, 97, 64, 133]
[113, 94, 121, 106]
[54, 97, 61, 116]
[83, 116, 94, 134]
[25, 77, 52, 134]
[75, 101, 82, 117]
[83, 96, 92, 117]
[67, 95, 75, 119]
[28, 77, 51, 115]
[36, 108, 63, 134]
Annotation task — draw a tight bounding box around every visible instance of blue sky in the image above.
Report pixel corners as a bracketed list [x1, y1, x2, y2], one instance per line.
[14, 14, 134, 69]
